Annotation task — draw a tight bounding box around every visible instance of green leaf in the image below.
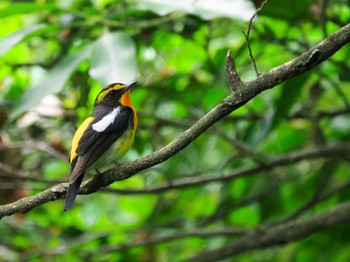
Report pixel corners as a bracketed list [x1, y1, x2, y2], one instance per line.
[0, 24, 46, 56]
[259, 185, 284, 222]
[10, 46, 92, 120]
[259, 0, 312, 20]
[89, 31, 137, 86]
[0, 3, 57, 17]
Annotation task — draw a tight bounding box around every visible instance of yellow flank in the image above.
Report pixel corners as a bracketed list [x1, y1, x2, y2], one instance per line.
[114, 127, 136, 159]
[69, 116, 95, 163]
[132, 107, 138, 130]
[95, 84, 124, 104]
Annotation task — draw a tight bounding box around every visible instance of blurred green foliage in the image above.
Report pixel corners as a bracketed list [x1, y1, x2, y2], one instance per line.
[0, 0, 349, 261]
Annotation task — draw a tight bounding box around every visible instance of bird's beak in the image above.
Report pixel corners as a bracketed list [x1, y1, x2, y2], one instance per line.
[123, 81, 137, 93]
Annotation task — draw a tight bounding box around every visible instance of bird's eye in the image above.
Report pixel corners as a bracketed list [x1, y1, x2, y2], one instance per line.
[109, 90, 115, 96]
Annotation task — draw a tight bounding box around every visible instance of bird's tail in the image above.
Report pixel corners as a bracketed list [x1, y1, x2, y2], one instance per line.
[64, 174, 84, 212]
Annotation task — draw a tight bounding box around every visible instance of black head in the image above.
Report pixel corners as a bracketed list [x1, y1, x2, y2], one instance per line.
[94, 81, 137, 107]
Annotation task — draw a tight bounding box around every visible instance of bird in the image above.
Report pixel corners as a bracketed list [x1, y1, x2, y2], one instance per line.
[64, 81, 137, 211]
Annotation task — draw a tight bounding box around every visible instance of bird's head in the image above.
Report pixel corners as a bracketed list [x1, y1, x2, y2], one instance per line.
[94, 81, 137, 107]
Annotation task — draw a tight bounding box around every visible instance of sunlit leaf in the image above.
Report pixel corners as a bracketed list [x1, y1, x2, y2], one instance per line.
[135, 0, 255, 20]
[0, 3, 56, 17]
[89, 31, 137, 86]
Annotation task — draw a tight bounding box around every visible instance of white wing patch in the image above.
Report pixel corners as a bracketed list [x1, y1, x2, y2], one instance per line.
[92, 107, 121, 132]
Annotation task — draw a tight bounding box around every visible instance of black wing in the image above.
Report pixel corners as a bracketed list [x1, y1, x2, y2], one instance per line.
[76, 106, 132, 167]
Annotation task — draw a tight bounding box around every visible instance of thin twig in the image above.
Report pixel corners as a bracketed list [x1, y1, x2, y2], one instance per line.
[243, 0, 269, 76]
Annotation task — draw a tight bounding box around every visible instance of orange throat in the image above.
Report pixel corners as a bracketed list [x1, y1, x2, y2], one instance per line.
[120, 90, 138, 129]
[120, 91, 132, 107]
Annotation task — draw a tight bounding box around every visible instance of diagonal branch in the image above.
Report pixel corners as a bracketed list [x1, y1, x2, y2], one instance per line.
[0, 23, 349, 219]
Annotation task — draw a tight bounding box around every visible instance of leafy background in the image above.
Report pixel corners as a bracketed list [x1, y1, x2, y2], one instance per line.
[0, 0, 349, 261]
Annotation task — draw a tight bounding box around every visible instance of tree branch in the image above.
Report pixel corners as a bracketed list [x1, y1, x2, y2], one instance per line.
[186, 201, 350, 261]
[0, 162, 63, 184]
[97, 227, 247, 254]
[24, 227, 247, 258]
[102, 144, 350, 195]
[0, 23, 349, 219]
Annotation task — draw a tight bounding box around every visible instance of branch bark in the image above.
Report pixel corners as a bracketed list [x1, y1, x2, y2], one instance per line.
[186, 201, 350, 261]
[0, 23, 349, 219]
